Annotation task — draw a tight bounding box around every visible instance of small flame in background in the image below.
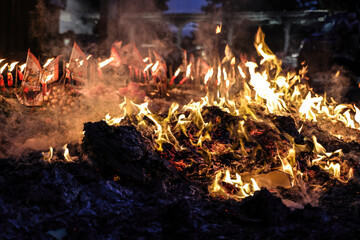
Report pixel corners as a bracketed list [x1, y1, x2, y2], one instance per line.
[98, 57, 115, 69]
[41, 144, 72, 163]
[43, 58, 54, 69]
[19, 63, 27, 72]
[0, 63, 9, 74]
[42, 146, 53, 162]
[9, 62, 19, 72]
[63, 144, 72, 162]
[216, 22, 222, 34]
[105, 27, 356, 201]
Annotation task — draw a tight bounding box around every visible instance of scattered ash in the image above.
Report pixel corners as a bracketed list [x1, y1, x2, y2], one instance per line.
[1, 149, 359, 239]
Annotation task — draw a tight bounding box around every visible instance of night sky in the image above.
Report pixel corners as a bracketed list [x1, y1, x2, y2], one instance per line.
[165, 0, 208, 13]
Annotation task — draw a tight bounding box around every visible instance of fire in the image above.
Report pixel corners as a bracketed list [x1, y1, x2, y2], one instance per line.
[209, 169, 260, 199]
[8, 62, 19, 72]
[43, 58, 54, 68]
[215, 22, 222, 34]
[101, 23, 357, 198]
[299, 93, 323, 122]
[0, 63, 9, 74]
[98, 57, 115, 69]
[237, 66, 246, 78]
[204, 68, 213, 85]
[43, 74, 54, 84]
[3, 23, 355, 203]
[186, 63, 192, 77]
[19, 63, 26, 73]
[170, 68, 181, 85]
[144, 63, 153, 72]
[174, 68, 181, 77]
[179, 63, 192, 85]
[42, 147, 53, 162]
[245, 61, 286, 113]
[63, 144, 72, 162]
[151, 61, 160, 73]
[324, 162, 341, 179]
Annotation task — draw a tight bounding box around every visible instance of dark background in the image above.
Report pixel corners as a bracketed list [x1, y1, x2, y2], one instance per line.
[1, 0, 360, 74]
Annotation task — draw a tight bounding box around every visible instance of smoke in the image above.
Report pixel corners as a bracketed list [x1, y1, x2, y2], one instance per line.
[0, 79, 122, 158]
[0, 0, 183, 158]
[311, 66, 352, 103]
[59, 0, 99, 35]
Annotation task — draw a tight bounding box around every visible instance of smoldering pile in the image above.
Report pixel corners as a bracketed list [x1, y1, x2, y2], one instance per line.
[1, 102, 360, 239]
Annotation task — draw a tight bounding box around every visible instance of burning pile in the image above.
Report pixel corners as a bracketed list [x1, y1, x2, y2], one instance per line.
[1, 26, 359, 207]
[99, 27, 357, 204]
[2, 25, 360, 239]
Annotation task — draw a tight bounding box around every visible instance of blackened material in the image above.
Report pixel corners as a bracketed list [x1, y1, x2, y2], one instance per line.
[82, 121, 171, 184]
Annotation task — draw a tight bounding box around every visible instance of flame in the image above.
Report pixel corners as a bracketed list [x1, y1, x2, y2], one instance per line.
[237, 66, 246, 78]
[8, 62, 19, 72]
[143, 57, 150, 62]
[19, 63, 27, 73]
[98, 57, 115, 69]
[144, 63, 153, 72]
[278, 148, 295, 184]
[209, 169, 260, 199]
[0, 59, 4, 64]
[86, 55, 92, 60]
[0, 63, 9, 74]
[204, 68, 213, 85]
[216, 22, 222, 34]
[43, 74, 54, 84]
[78, 59, 84, 67]
[312, 136, 326, 155]
[97, 26, 357, 201]
[299, 93, 323, 122]
[151, 61, 160, 73]
[174, 68, 181, 77]
[42, 147, 53, 162]
[43, 58, 54, 68]
[185, 63, 192, 78]
[63, 144, 72, 162]
[245, 61, 286, 113]
[216, 65, 221, 86]
[324, 162, 340, 179]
